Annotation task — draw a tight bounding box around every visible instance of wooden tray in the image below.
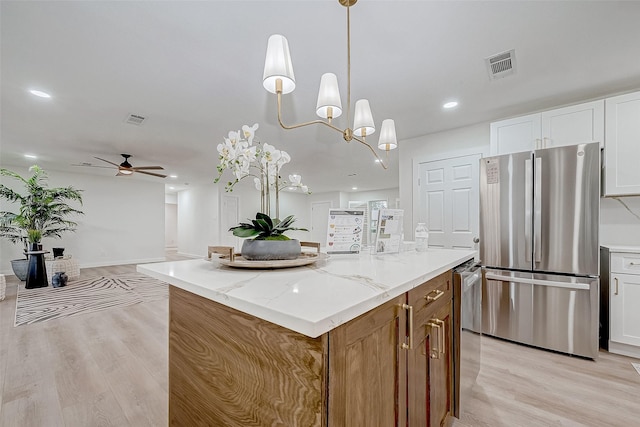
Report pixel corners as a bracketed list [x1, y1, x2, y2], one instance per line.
[208, 242, 328, 269]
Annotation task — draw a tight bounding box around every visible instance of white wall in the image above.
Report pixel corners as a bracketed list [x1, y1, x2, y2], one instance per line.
[308, 191, 344, 209]
[165, 203, 178, 249]
[0, 166, 166, 274]
[399, 123, 490, 237]
[176, 184, 220, 257]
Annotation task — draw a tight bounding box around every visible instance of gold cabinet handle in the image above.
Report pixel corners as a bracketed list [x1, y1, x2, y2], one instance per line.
[434, 319, 445, 356]
[615, 277, 619, 295]
[401, 304, 413, 350]
[425, 289, 444, 302]
[427, 321, 441, 359]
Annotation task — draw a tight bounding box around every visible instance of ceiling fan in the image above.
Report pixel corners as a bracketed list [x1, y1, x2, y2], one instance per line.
[92, 154, 167, 178]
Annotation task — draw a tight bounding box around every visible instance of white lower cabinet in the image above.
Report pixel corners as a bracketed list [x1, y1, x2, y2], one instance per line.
[608, 250, 640, 358]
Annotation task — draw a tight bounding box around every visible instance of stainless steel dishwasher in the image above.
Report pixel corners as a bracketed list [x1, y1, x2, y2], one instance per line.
[453, 260, 482, 419]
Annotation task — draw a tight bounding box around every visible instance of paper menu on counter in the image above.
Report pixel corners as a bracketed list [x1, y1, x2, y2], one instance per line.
[373, 209, 404, 254]
[326, 209, 364, 254]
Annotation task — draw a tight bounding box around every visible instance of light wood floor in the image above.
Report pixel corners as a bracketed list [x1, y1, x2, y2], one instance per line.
[1, 254, 639, 426]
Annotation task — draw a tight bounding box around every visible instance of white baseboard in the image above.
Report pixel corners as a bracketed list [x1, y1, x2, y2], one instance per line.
[176, 251, 203, 258]
[608, 341, 640, 360]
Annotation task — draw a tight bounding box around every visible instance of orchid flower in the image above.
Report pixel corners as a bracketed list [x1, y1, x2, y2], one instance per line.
[216, 123, 310, 215]
[242, 123, 259, 145]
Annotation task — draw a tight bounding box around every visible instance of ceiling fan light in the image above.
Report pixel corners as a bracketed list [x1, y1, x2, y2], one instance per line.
[378, 119, 398, 151]
[316, 73, 342, 119]
[119, 169, 133, 175]
[353, 99, 375, 137]
[263, 34, 296, 94]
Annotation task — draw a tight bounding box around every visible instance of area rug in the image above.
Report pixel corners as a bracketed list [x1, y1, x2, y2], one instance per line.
[14, 273, 168, 327]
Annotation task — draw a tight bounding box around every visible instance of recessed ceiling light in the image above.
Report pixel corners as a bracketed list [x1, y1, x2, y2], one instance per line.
[443, 101, 458, 109]
[352, 187, 358, 190]
[24, 154, 37, 159]
[169, 186, 175, 190]
[169, 175, 178, 179]
[29, 89, 51, 98]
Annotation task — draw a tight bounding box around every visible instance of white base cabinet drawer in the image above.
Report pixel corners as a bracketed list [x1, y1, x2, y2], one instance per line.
[611, 252, 640, 275]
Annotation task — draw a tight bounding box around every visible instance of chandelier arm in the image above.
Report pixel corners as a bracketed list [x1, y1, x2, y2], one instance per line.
[276, 91, 344, 134]
[351, 134, 388, 170]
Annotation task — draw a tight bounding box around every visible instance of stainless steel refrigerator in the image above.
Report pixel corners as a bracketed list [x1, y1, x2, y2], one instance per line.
[479, 142, 600, 359]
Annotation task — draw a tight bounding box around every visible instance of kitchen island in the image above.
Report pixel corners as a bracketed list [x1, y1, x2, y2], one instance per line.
[138, 248, 475, 426]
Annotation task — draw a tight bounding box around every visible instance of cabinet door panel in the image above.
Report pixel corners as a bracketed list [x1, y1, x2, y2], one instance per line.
[541, 100, 604, 148]
[409, 301, 452, 427]
[328, 294, 407, 426]
[611, 273, 640, 346]
[490, 113, 541, 155]
[604, 91, 640, 196]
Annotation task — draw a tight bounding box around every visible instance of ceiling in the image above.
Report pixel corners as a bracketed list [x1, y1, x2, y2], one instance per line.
[2, 1, 640, 194]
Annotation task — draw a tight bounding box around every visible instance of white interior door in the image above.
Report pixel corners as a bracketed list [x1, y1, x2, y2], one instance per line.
[221, 195, 240, 250]
[311, 201, 332, 245]
[418, 154, 480, 249]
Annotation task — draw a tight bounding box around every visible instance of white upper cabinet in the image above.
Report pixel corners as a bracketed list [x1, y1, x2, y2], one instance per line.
[490, 100, 604, 155]
[490, 113, 541, 155]
[603, 90, 640, 196]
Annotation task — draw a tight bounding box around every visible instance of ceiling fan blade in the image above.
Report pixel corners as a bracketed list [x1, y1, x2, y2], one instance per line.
[136, 170, 167, 178]
[131, 166, 164, 170]
[71, 163, 114, 169]
[94, 157, 120, 167]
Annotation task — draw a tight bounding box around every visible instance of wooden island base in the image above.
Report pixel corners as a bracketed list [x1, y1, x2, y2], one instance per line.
[169, 269, 455, 427]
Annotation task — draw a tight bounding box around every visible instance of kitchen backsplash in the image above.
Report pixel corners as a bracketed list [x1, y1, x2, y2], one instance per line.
[600, 196, 640, 246]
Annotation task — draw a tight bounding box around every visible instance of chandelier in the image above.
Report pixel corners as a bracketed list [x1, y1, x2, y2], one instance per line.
[262, 0, 397, 170]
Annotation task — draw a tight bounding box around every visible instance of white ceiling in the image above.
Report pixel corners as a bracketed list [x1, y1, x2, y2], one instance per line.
[2, 1, 640, 194]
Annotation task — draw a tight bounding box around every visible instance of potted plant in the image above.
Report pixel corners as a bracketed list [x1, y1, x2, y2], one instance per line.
[230, 212, 307, 260]
[0, 165, 83, 280]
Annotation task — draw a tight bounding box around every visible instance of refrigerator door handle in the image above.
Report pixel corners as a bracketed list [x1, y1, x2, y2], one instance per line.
[534, 157, 542, 263]
[484, 273, 590, 290]
[525, 158, 533, 262]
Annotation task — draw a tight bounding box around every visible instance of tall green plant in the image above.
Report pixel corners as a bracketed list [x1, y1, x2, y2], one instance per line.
[0, 165, 84, 252]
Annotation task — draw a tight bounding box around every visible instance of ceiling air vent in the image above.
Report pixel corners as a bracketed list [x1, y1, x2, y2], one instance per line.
[125, 113, 146, 126]
[485, 49, 516, 80]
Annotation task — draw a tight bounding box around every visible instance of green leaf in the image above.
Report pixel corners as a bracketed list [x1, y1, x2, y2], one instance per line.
[231, 228, 259, 238]
[256, 212, 273, 229]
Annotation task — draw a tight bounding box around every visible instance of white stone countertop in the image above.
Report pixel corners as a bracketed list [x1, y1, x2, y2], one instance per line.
[137, 248, 475, 338]
[601, 244, 640, 253]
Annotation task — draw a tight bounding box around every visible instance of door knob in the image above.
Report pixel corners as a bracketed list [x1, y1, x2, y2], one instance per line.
[473, 237, 480, 243]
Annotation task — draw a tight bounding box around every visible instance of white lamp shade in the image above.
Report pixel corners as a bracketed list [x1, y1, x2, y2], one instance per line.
[263, 34, 296, 94]
[316, 73, 342, 119]
[378, 119, 398, 150]
[353, 99, 375, 137]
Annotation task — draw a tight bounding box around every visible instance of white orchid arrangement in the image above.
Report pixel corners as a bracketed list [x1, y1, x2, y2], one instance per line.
[214, 123, 309, 218]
